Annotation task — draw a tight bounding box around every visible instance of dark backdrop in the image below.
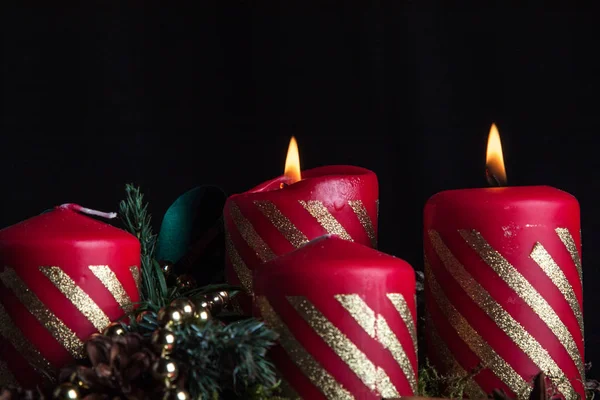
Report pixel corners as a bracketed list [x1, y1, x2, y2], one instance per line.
[2, 5, 599, 373]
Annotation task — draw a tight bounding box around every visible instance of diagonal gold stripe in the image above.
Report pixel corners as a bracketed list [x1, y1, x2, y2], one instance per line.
[129, 266, 141, 294]
[288, 295, 399, 398]
[336, 294, 417, 393]
[299, 200, 353, 241]
[255, 296, 353, 400]
[425, 312, 486, 399]
[41, 267, 111, 331]
[555, 228, 583, 285]
[0, 268, 85, 358]
[0, 359, 18, 386]
[424, 262, 531, 398]
[461, 230, 585, 384]
[530, 243, 584, 342]
[225, 231, 253, 294]
[229, 202, 275, 262]
[429, 231, 575, 398]
[254, 200, 309, 248]
[89, 266, 135, 314]
[0, 301, 55, 379]
[348, 200, 377, 248]
[386, 293, 418, 358]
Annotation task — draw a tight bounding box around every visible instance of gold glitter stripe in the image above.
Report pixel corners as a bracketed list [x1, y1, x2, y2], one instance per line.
[89, 266, 135, 314]
[424, 262, 531, 398]
[41, 267, 111, 332]
[348, 200, 377, 248]
[288, 296, 399, 398]
[429, 231, 575, 398]
[0, 301, 55, 379]
[0, 268, 85, 358]
[336, 294, 416, 393]
[386, 293, 418, 358]
[530, 243, 584, 340]
[461, 230, 585, 384]
[225, 231, 253, 294]
[425, 312, 486, 399]
[555, 228, 583, 285]
[229, 202, 275, 262]
[254, 200, 309, 248]
[130, 266, 141, 294]
[255, 296, 353, 400]
[299, 200, 353, 241]
[0, 359, 17, 386]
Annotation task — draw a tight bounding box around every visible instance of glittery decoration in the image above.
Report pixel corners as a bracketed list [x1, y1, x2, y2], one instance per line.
[0, 268, 85, 358]
[424, 263, 531, 398]
[0, 301, 55, 379]
[228, 202, 275, 262]
[0, 359, 17, 386]
[336, 294, 417, 393]
[530, 242, 584, 341]
[299, 200, 353, 242]
[255, 296, 353, 399]
[425, 312, 486, 399]
[129, 266, 141, 293]
[88, 266, 135, 314]
[348, 200, 377, 248]
[254, 200, 309, 248]
[555, 227, 583, 285]
[288, 296, 399, 398]
[225, 231, 253, 294]
[39, 266, 111, 332]
[429, 231, 575, 398]
[460, 230, 585, 383]
[386, 293, 418, 357]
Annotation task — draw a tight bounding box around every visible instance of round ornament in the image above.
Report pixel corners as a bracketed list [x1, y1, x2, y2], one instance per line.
[103, 322, 127, 337]
[52, 383, 80, 400]
[157, 306, 185, 326]
[151, 328, 177, 355]
[152, 357, 179, 381]
[193, 306, 212, 325]
[207, 293, 225, 314]
[162, 389, 190, 400]
[169, 298, 196, 320]
[175, 274, 196, 291]
[158, 260, 174, 276]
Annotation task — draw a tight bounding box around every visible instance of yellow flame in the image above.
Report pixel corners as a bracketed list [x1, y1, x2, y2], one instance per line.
[284, 136, 301, 184]
[486, 123, 507, 185]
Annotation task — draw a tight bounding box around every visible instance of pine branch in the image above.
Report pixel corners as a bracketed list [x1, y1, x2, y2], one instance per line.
[118, 184, 167, 307]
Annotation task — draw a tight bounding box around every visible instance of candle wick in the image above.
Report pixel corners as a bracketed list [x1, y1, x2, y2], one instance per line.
[485, 167, 504, 187]
[59, 203, 118, 219]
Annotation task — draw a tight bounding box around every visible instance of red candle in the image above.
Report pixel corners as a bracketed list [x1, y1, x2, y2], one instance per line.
[0, 204, 141, 387]
[254, 235, 417, 399]
[423, 124, 584, 399]
[224, 137, 379, 313]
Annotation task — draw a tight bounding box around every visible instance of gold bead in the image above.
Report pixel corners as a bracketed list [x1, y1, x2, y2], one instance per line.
[169, 298, 196, 320]
[151, 328, 177, 355]
[193, 306, 212, 325]
[152, 357, 179, 381]
[135, 310, 156, 324]
[103, 322, 127, 337]
[158, 260, 175, 276]
[175, 274, 196, 291]
[207, 293, 225, 314]
[218, 291, 229, 303]
[52, 383, 80, 400]
[157, 306, 185, 327]
[195, 296, 210, 310]
[162, 389, 190, 400]
[68, 372, 89, 390]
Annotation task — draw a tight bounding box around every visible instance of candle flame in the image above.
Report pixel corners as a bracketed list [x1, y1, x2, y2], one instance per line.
[284, 136, 301, 184]
[485, 123, 507, 186]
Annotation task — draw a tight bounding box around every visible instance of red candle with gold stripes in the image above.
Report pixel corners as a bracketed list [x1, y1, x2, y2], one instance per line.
[224, 137, 379, 313]
[0, 204, 141, 387]
[423, 124, 584, 398]
[254, 235, 417, 399]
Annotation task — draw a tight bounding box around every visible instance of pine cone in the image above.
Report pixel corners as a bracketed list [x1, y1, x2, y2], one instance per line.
[59, 333, 159, 400]
[0, 387, 47, 400]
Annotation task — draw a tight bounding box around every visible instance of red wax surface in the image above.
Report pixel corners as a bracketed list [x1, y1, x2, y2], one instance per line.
[0, 207, 140, 387]
[224, 165, 379, 314]
[254, 235, 417, 399]
[424, 186, 583, 398]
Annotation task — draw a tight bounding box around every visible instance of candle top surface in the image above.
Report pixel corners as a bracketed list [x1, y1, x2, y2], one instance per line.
[0, 207, 137, 244]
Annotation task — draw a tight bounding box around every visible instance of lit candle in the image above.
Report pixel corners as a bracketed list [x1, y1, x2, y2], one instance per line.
[254, 235, 417, 399]
[423, 124, 584, 398]
[224, 137, 379, 313]
[0, 204, 141, 387]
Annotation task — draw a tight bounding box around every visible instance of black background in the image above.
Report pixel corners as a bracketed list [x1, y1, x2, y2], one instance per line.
[2, 5, 599, 374]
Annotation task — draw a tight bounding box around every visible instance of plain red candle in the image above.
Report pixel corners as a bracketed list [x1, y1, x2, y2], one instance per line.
[424, 186, 584, 399]
[254, 235, 417, 399]
[224, 165, 379, 313]
[0, 205, 141, 387]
